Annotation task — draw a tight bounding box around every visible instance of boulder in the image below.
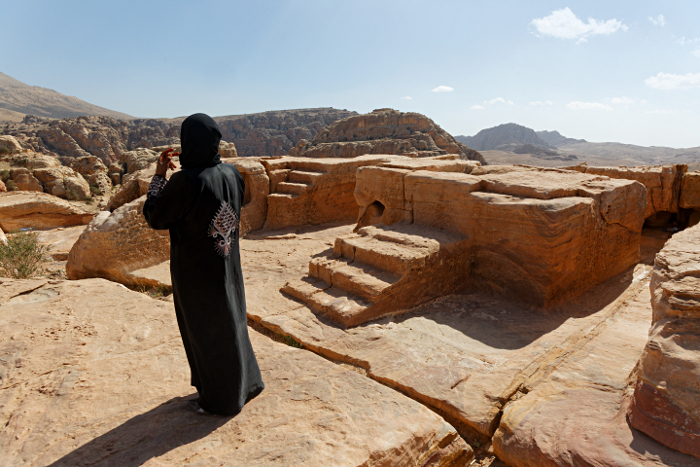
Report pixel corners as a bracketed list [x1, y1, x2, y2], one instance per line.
[67, 195, 170, 286]
[10, 168, 43, 192]
[107, 163, 156, 211]
[0, 135, 23, 154]
[71, 155, 112, 195]
[120, 148, 158, 174]
[628, 225, 700, 459]
[0, 226, 6, 245]
[33, 166, 91, 200]
[218, 140, 238, 158]
[0, 179, 5, 192]
[289, 108, 485, 164]
[0, 192, 94, 231]
[0, 278, 472, 467]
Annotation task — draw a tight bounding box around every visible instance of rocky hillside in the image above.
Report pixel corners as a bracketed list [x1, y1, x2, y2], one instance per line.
[1, 108, 357, 163]
[455, 123, 554, 151]
[213, 108, 357, 157]
[289, 108, 485, 163]
[536, 130, 586, 146]
[0, 72, 133, 122]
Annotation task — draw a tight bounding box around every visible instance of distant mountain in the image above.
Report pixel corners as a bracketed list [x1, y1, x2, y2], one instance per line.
[455, 123, 554, 151]
[536, 130, 586, 147]
[0, 72, 133, 122]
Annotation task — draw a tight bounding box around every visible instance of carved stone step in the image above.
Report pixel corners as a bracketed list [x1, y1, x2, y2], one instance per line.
[309, 256, 398, 300]
[276, 182, 310, 195]
[288, 170, 323, 184]
[335, 224, 465, 276]
[282, 278, 370, 327]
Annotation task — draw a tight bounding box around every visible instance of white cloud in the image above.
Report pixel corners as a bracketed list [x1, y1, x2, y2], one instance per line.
[401, 96, 412, 100]
[693, 49, 700, 58]
[648, 15, 666, 26]
[528, 100, 553, 106]
[470, 105, 485, 110]
[567, 101, 613, 110]
[485, 97, 514, 105]
[677, 36, 700, 46]
[432, 86, 453, 92]
[531, 7, 628, 42]
[645, 72, 700, 90]
[609, 96, 636, 104]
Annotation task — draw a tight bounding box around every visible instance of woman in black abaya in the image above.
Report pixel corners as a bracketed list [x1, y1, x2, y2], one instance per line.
[143, 113, 264, 415]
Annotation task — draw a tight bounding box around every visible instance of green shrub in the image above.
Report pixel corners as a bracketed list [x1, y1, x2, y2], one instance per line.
[89, 185, 101, 195]
[66, 188, 79, 200]
[5, 180, 17, 191]
[0, 147, 11, 156]
[0, 170, 9, 182]
[0, 232, 51, 279]
[284, 335, 303, 348]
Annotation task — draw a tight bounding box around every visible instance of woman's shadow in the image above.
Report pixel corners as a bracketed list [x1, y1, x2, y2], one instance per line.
[47, 395, 230, 467]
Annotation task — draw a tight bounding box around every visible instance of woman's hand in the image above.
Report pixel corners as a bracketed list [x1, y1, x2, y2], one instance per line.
[156, 148, 179, 177]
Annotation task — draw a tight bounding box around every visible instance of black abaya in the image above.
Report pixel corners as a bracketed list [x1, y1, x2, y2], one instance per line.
[143, 113, 264, 415]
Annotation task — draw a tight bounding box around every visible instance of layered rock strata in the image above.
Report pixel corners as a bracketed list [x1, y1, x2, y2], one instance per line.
[0, 192, 94, 231]
[627, 225, 700, 459]
[0, 278, 472, 466]
[288, 108, 485, 164]
[66, 196, 170, 286]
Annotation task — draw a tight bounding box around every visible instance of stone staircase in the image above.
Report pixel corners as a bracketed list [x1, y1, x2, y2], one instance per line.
[272, 169, 325, 197]
[282, 222, 472, 327]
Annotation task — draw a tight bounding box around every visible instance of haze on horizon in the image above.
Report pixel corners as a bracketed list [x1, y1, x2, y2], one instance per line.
[2, 0, 700, 148]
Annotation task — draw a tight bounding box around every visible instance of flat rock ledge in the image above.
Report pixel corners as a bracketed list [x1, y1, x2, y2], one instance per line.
[0, 278, 472, 467]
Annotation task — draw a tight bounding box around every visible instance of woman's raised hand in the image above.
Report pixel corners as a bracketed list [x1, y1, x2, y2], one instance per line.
[156, 148, 179, 176]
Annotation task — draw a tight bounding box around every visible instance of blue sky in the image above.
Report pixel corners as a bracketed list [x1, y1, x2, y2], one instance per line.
[2, 1, 700, 147]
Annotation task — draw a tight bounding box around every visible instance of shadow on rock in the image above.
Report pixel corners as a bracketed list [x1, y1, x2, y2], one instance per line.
[47, 395, 230, 467]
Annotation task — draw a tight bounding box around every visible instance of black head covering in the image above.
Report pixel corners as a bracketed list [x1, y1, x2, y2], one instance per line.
[179, 113, 222, 169]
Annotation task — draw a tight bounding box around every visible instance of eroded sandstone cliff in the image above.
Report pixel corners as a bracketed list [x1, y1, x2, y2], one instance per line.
[288, 109, 486, 164]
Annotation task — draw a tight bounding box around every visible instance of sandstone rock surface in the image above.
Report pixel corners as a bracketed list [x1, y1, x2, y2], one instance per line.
[35, 225, 87, 261]
[289, 108, 485, 164]
[238, 225, 669, 453]
[0, 278, 472, 467]
[568, 163, 686, 218]
[9, 167, 43, 192]
[492, 282, 699, 466]
[628, 225, 700, 459]
[66, 196, 170, 286]
[262, 155, 415, 230]
[0, 134, 23, 154]
[0, 192, 94, 231]
[235, 225, 699, 465]
[71, 155, 112, 194]
[680, 171, 700, 210]
[33, 166, 90, 200]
